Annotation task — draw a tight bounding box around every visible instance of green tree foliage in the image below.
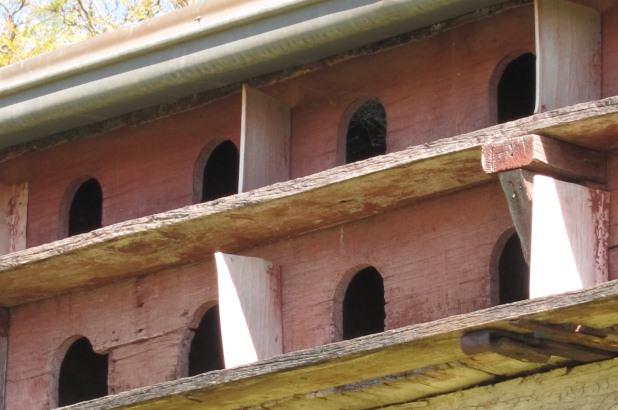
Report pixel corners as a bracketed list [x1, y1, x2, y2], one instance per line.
[0, 0, 197, 66]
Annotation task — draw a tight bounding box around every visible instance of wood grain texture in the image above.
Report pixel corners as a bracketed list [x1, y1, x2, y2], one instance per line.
[602, 7, 618, 98]
[239, 85, 290, 192]
[530, 175, 609, 298]
[0, 144, 487, 307]
[0, 182, 27, 255]
[108, 329, 187, 395]
[58, 279, 618, 410]
[483, 134, 606, 183]
[535, 0, 602, 111]
[2, 96, 618, 307]
[498, 169, 534, 264]
[215, 253, 282, 368]
[396, 357, 618, 409]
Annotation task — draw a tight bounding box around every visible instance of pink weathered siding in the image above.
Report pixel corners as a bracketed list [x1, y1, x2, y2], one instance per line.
[0, 5, 534, 250]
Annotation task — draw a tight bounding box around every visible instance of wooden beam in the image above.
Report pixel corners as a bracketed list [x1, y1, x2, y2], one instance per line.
[239, 85, 291, 192]
[0, 182, 27, 256]
[58, 279, 618, 410]
[535, 0, 602, 111]
[461, 328, 614, 363]
[482, 134, 606, 184]
[215, 253, 282, 368]
[529, 175, 609, 298]
[404, 357, 618, 409]
[498, 169, 534, 264]
[511, 319, 618, 352]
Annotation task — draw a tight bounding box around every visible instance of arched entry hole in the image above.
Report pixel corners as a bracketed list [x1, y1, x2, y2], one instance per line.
[345, 100, 387, 163]
[68, 178, 102, 236]
[343, 266, 386, 340]
[497, 53, 536, 123]
[188, 305, 225, 375]
[201, 141, 239, 202]
[58, 337, 108, 406]
[498, 233, 530, 304]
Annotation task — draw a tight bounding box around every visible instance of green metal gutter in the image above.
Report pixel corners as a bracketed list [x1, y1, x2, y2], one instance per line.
[0, 0, 508, 149]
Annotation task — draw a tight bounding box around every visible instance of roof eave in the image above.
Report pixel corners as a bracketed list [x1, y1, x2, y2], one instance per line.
[0, 0, 509, 150]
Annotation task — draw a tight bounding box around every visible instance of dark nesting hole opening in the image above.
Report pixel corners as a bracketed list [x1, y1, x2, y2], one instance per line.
[68, 178, 102, 236]
[345, 100, 387, 164]
[201, 141, 239, 202]
[188, 305, 225, 376]
[498, 233, 530, 304]
[343, 267, 386, 340]
[497, 53, 536, 124]
[58, 337, 108, 407]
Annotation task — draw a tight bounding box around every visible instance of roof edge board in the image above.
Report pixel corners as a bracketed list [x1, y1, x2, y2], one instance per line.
[61, 278, 618, 410]
[0, 0, 325, 97]
[0, 0, 509, 148]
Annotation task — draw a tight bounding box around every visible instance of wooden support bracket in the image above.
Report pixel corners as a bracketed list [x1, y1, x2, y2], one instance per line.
[482, 134, 606, 184]
[485, 135, 609, 295]
[498, 169, 534, 264]
[461, 326, 616, 364]
[511, 319, 618, 352]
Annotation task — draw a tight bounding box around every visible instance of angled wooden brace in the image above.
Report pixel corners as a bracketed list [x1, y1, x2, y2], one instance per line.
[483, 134, 608, 298]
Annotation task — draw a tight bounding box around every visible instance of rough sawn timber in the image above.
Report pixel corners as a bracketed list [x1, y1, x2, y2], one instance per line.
[482, 133, 606, 183]
[396, 357, 618, 409]
[2, 97, 618, 307]
[60, 279, 618, 410]
[498, 169, 534, 263]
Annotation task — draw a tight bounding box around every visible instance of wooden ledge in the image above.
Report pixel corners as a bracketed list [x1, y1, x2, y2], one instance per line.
[63, 279, 618, 410]
[2, 97, 618, 307]
[0, 146, 488, 307]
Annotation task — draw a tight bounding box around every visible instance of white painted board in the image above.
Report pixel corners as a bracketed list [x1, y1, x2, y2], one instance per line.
[215, 252, 283, 368]
[529, 175, 608, 298]
[535, 0, 601, 111]
[239, 84, 291, 192]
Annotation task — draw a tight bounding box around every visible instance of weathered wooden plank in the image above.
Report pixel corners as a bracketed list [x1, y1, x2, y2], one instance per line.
[58, 279, 618, 410]
[0, 182, 27, 256]
[261, 362, 494, 410]
[0, 145, 487, 307]
[483, 134, 606, 183]
[498, 170, 534, 264]
[535, 0, 602, 111]
[215, 253, 282, 368]
[2, 97, 618, 307]
[530, 175, 609, 298]
[239, 85, 290, 192]
[512, 319, 618, 352]
[0, 309, 6, 410]
[394, 357, 618, 409]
